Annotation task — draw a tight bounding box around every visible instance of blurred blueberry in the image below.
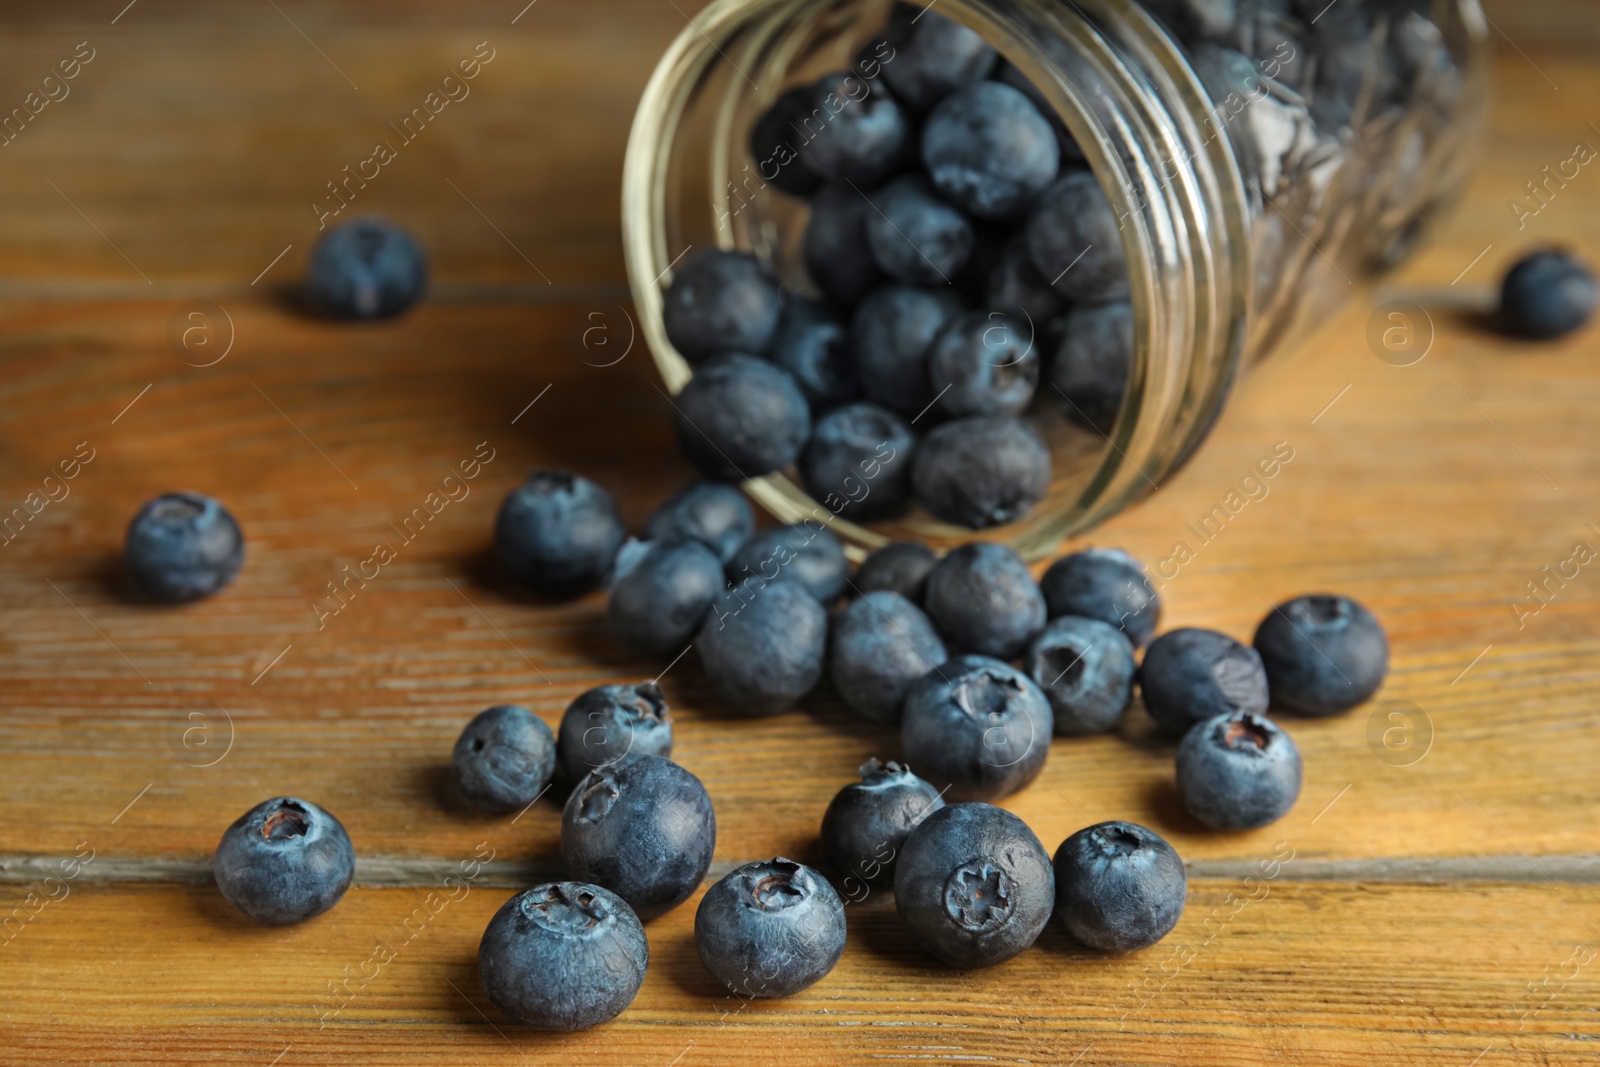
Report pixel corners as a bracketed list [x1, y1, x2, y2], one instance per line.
[765, 296, 859, 410]
[995, 58, 1085, 164]
[749, 86, 825, 197]
[495, 471, 625, 597]
[1050, 300, 1132, 435]
[1500, 249, 1597, 339]
[556, 682, 672, 784]
[726, 523, 850, 602]
[1026, 170, 1130, 303]
[805, 184, 886, 307]
[855, 541, 937, 604]
[672, 355, 812, 481]
[850, 285, 963, 417]
[866, 174, 975, 286]
[305, 217, 427, 320]
[645, 481, 755, 564]
[922, 80, 1059, 220]
[607, 539, 726, 657]
[662, 249, 784, 364]
[1038, 547, 1161, 648]
[801, 402, 917, 521]
[829, 590, 949, 723]
[452, 704, 557, 813]
[924, 541, 1047, 659]
[124, 491, 244, 603]
[697, 577, 828, 713]
[798, 70, 909, 185]
[881, 6, 998, 112]
[928, 310, 1041, 418]
[911, 415, 1051, 528]
[987, 236, 1069, 328]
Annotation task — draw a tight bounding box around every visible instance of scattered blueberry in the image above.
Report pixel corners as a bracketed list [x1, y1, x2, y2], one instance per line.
[765, 295, 859, 410]
[881, 7, 998, 113]
[1176, 711, 1303, 830]
[1140, 628, 1270, 737]
[805, 184, 886, 307]
[124, 491, 245, 603]
[1500, 248, 1597, 339]
[1038, 547, 1162, 648]
[1023, 616, 1136, 736]
[305, 217, 427, 320]
[798, 71, 909, 185]
[561, 753, 716, 918]
[452, 705, 557, 813]
[855, 541, 938, 603]
[645, 480, 755, 564]
[894, 802, 1053, 968]
[1050, 300, 1132, 435]
[726, 523, 850, 603]
[928, 310, 1041, 418]
[829, 590, 949, 723]
[695, 858, 846, 998]
[911, 415, 1052, 528]
[1053, 821, 1186, 952]
[607, 539, 726, 657]
[1253, 593, 1389, 716]
[821, 759, 946, 889]
[495, 471, 626, 597]
[924, 542, 1047, 659]
[662, 249, 784, 364]
[556, 682, 672, 785]
[1026, 170, 1130, 302]
[866, 174, 975, 286]
[697, 577, 828, 713]
[672, 354, 812, 481]
[922, 80, 1059, 220]
[850, 285, 963, 416]
[750, 86, 825, 197]
[213, 796, 355, 925]
[901, 654, 1052, 800]
[801, 402, 917, 521]
[478, 881, 647, 1031]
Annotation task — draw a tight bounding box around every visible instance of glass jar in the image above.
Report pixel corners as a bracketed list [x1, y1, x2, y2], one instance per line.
[621, 0, 1488, 559]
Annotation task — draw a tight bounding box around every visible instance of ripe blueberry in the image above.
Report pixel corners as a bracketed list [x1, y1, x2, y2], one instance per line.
[922, 80, 1059, 220]
[821, 758, 946, 891]
[850, 284, 963, 417]
[924, 542, 1047, 660]
[305, 217, 426, 320]
[697, 577, 828, 713]
[988, 236, 1068, 327]
[901, 654, 1052, 800]
[645, 480, 755, 565]
[1053, 820, 1186, 952]
[928, 310, 1041, 418]
[726, 523, 850, 603]
[880, 7, 997, 113]
[213, 797, 355, 925]
[805, 184, 885, 307]
[749, 86, 825, 197]
[1038, 547, 1161, 648]
[829, 590, 949, 723]
[866, 174, 975, 286]
[495, 470, 625, 597]
[124, 491, 245, 603]
[673, 354, 812, 481]
[1176, 711, 1303, 830]
[765, 295, 858, 411]
[1024, 616, 1136, 736]
[1026, 170, 1129, 302]
[1500, 248, 1597, 339]
[798, 71, 909, 186]
[556, 682, 672, 785]
[995, 59, 1085, 164]
[452, 705, 557, 813]
[607, 538, 725, 657]
[1140, 628, 1270, 737]
[662, 249, 783, 364]
[695, 858, 847, 998]
[1253, 593, 1389, 716]
[1050, 300, 1131, 435]
[855, 541, 937, 603]
[911, 415, 1051, 528]
[801, 402, 917, 521]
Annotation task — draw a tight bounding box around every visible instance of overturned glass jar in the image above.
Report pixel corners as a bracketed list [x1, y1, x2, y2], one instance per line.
[622, 0, 1488, 559]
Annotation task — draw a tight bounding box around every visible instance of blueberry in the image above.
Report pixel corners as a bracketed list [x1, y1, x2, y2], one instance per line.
[829, 590, 949, 723]
[1026, 170, 1130, 302]
[1253, 593, 1388, 716]
[924, 542, 1047, 659]
[556, 682, 672, 785]
[901, 654, 1052, 800]
[662, 249, 784, 364]
[1053, 820, 1185, 952]
[673, 355, 812, 481]
[562, 753, 716, 918]
[821, 759, 946, 890]
[922, 80, 1059, 220]
[994, 59, 1085, 164]
[893, 802, 1053, 968]
[1500, 249, 1597, 339]
[850, 285, 963, 416]
[855, 541, 938, 603]
[213, 797, 355, 925]
[750, 86, 825, 197]
[607, 539, 726, 657]
[495, 471, 625, 597]
[305, 217, 426, 320]
[1038, 547, 1161, 648]
[911, 415, 1051, 528]
[726, 523, 850, 603]
[866, 174, 974, 286]
[1050, 300, 1131, 435]
[765, 295, 858, 410]
[645, 480, 755, 564]
[1024, 616, 1136, 736]
[697, 577, 828, 713]
[881, 7, 997, 113]
[124, 491, 244, 603]
[801, 403, 917, 521]
[452, 705, 557, 813]
[798, 71, 909, 185]
[928, 310, 1041, 418]
[805, 184, 886, 307]
[987, 236, 1068, 327]
[1140, 628, 1269, 736]
[1176, 711, 1302, 830]
[478, 882, 647, 1030]
[695, 858, 846, 998]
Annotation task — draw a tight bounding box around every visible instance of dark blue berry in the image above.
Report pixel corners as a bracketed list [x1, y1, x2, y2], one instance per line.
[894, 802, 1053, 968]
[1039, 547, 1161, 648]
[929, 310, 1041, 418]
[1140, 628, 1270, 737]
[881, 7, 997, 113]
[1053, 820, 1185, 952]
[673, 355, 812, 481]
[726, 524, 850, 603]
[645, 480, 755, 564]
[866, 174, 975, 286]
[829, 590, 949, 723]
[798, 71, 909, 185]
[750, 86, 825, 197]
[911, 415, 1051, 528]
[556, 683, 672, 785]
[855, 541, 937, 603]
[662, 249, 784, 364]
[305, 217, 426, 320]
[821, 759, 946, 890]
[924, 542, 1047, 659]
[922, 80, 1059, 220]
[850, 285, 963, 416]
[695, 858, 846, 998]
[901, 654, 1052, 800]
[1176, 711, 1303, 830]
[213, 797, 355, 925]
[995, 59, 1085, 164]
[124, 491, 245, 603]
[1253, 593, 1388, 716]
[607, 539, 725, 657]
[453, 705, 557, 813]
[561, 753, 715, 918]
[697, 577, 828, 713]
[1500, 249, 1597, 339]
[1050, 300, 1131, 435]
[1024, 616, 1136, 736]
[801, 402, 917, 521]
[478, 882, 647, 1030]
[1026, 170, 1129, 302]
[495, 471, 625, 597]
[805, 184, 885, 307]
[765, 295, 858, 410]
[987, 236, 1068, 327]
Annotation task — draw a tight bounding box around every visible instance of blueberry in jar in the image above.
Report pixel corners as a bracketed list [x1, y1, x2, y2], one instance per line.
[1176, 710, 1303, 830]
[922, 80, 1060, 220]
[495, 471, 625, 597]
[1023, 616, 1136, 736]
[798, 70, 909, 186]
[606, 539, 725, 657]
[749, 85, 825, 198]
[1139, 627, 1270, 737]
[923, 542, 1047, 660]
[1053, 820, 1185, 952]
[672, 355, 812, 482]
[821, 759, 946, 890]
[901, 654, 1052, 801]
[880, 6, 998, 113]
[866, 174, 975, 286]
[726, 523, 850, 603]
[764, 295, 859, 411]
[452, 704, 557, 813]
[829, 590, 949, 724]
[556, 682, 672, 784]
[1252, 593, 1388, 715]
[695, 858, 846, 998]
[911, 415, 1051, 528]
[305, 217, 427, 320]
[697, 577, 828, 714]
[124, 491, 245, 603]
[855, 541, 938, 604]
[1049, 300, 1132, 436]
[801, 402, 917, 521]
[662, 248, 784, 364]
[987, 236, 1069, 328]
[805, 184, 886, 308]
[213, 797, 355, 925]
[850, 284, 963, 417]
[644, 480, 755, 565]
[928, 309, 1041, 418]
[1026, 170, 1130, 303]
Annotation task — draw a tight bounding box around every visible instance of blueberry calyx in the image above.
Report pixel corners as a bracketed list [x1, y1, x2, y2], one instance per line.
[575, 772, 621, 821]
[951, 670, 1020, 721]
[749, 859, 809, 911]
[523, 883, 612, 932]
[943, 864, 1014, 930]
[1221, 714, 1275, 753]
[260, 803, 311, 842]
[1087, 822, 1144, 857]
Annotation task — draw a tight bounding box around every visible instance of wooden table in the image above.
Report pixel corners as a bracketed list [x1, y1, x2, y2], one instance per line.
[2, 3, 1597, 1064]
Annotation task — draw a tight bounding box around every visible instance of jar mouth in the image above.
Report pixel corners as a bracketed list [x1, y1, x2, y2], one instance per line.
[621, 0, 1245, 560]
